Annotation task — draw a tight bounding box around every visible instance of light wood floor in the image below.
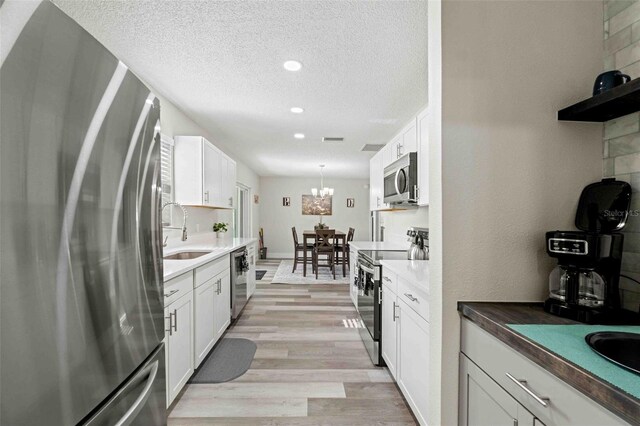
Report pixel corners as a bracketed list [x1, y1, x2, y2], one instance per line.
[168, 260, 417, 425]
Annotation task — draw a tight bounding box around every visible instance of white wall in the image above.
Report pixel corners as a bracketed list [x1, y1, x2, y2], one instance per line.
[156, 93, 261, 241]
[429, 1, 604, 425]
[259, 177, 369, 258]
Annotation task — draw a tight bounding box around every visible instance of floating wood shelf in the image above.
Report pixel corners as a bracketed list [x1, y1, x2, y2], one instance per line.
[557, 78, 640, 122]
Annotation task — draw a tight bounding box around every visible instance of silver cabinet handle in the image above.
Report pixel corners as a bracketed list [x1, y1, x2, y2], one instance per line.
[165, 314, 173, 336]
[164, 289, 179, 298]
[404, 293, 419, 303]
[393, 302, 399, 321]
[383, 276, 392, 283]
[172, 309, 177, 333]
[505, 372, 549, 407]
[378, 286, 382, 305]
[217, 279, 221, 294]
[204, 191, 209, 203]
[229, 196, 233, 206]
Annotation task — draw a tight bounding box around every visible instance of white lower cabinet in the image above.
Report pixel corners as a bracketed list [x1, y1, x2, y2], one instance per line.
[381, 278, 429, 425]
[165, 291, 194, 407]
[461, 354, 538, 426]
[247, 242, 257, 299]
[194, 279, 216, 368]
[350, 248, 358, 309]
[381, 283, 398, 378]
[213, 268, 231, 341]
[163, 252, 239, 408]
[460, 319, 628, 426]
[397, 299, 429, 425]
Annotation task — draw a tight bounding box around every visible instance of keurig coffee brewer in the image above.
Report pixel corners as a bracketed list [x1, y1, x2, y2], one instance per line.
[544, 178, 636, 324]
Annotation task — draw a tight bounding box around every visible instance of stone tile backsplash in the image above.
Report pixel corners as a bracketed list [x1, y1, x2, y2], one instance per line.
[603, 0, 640, 310]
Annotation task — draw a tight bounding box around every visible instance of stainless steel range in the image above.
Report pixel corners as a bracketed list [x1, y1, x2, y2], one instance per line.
[356, 249, 407, 366]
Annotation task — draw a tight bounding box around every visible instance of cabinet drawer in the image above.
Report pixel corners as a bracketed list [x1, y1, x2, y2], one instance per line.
[397, 277, 428, 322]
[461, 320, 628, 426]
[381, 270, 397, 295]
[164, 272, 193, 306]
[195, 255, 229, 288]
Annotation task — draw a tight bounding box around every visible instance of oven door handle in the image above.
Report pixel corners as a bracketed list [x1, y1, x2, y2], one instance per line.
[359, 263, 376, 275]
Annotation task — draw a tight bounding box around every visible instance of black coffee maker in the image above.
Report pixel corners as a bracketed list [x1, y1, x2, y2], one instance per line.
[544, 178, 634, 324]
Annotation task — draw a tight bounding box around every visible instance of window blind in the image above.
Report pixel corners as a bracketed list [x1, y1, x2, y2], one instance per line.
[160, 135, 174, 224]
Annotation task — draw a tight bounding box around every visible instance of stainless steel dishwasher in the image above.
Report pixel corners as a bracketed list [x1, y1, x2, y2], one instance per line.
[231, 248, 249, 320]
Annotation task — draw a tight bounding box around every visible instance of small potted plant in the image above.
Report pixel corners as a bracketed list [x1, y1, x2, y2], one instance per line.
[213, 222, 228, 238]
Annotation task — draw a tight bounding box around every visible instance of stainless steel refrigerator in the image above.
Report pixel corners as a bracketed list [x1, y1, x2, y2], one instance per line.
[1, 1, 166, 424]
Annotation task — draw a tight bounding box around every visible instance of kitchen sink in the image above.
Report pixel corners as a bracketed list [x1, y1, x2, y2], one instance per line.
[585, 331, 640, 375]
[163, 251, 212, 260]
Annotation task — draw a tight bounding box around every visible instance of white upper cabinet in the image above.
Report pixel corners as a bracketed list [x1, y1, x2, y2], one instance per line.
[383, 138, 398, 167]
[401, 118, 418, 156]
[416, 108, 429, 206]
[384, 118, 418, 168]
[174, 136, 237, 209]
[369, 150, 388, 211]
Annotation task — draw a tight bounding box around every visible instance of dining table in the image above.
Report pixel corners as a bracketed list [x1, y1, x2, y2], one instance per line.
[302, 230, 347, 277]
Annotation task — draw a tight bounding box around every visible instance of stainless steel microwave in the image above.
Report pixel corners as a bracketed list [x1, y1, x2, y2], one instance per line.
[383, 152, 418, 205]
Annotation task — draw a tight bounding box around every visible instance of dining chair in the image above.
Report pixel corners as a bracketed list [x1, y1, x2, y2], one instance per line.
[292, 227, 314, 273]
[313, 229, 336, 279]
[334, 227, 355, 276]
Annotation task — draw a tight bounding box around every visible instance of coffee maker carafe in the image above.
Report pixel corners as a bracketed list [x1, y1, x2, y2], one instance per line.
[544, 179, 633, 324]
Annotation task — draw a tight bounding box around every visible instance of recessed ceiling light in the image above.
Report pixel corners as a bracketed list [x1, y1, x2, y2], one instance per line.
[283, 60, 302, 72]
[294, 133, 305, 139]
[290, 107, 304, 114]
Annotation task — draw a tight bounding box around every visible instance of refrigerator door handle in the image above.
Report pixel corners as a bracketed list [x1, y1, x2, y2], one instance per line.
[150, 156, 164, 305]
[113, 360, 159, 426]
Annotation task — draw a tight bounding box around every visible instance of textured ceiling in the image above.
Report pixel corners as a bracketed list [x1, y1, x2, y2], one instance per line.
[53, 0, 428, 178]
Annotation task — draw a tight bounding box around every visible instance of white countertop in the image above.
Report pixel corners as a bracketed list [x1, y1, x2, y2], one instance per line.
[379, 260, 429, 293]
[349, 240, 408, 251]
[163, 234, 258, 281]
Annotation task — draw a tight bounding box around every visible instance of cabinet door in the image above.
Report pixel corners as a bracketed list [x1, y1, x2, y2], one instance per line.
[383, 139, 398, 165]
[370, 154, 380, 211]
[401, 120, 417, 155]
[202, 141, 219, 207]
[349, 248, 357, 308]
[397, 300, 429, 425]
[227, 159, 236, 208]
[214, 269, 231, 340]
[194, 279, 216, 368]
[416, 108, 429, 206]
[460, 354, 535, 426]
[381, 285, 398, 379]
[247, 245, 256, 299]
[166, 292, 194, 406]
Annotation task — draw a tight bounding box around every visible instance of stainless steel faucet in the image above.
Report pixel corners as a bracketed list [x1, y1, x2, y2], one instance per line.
[162, 201, 188, 241]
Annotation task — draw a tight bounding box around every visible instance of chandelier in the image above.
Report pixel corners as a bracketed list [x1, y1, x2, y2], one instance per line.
[311, 164, 334, 199]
